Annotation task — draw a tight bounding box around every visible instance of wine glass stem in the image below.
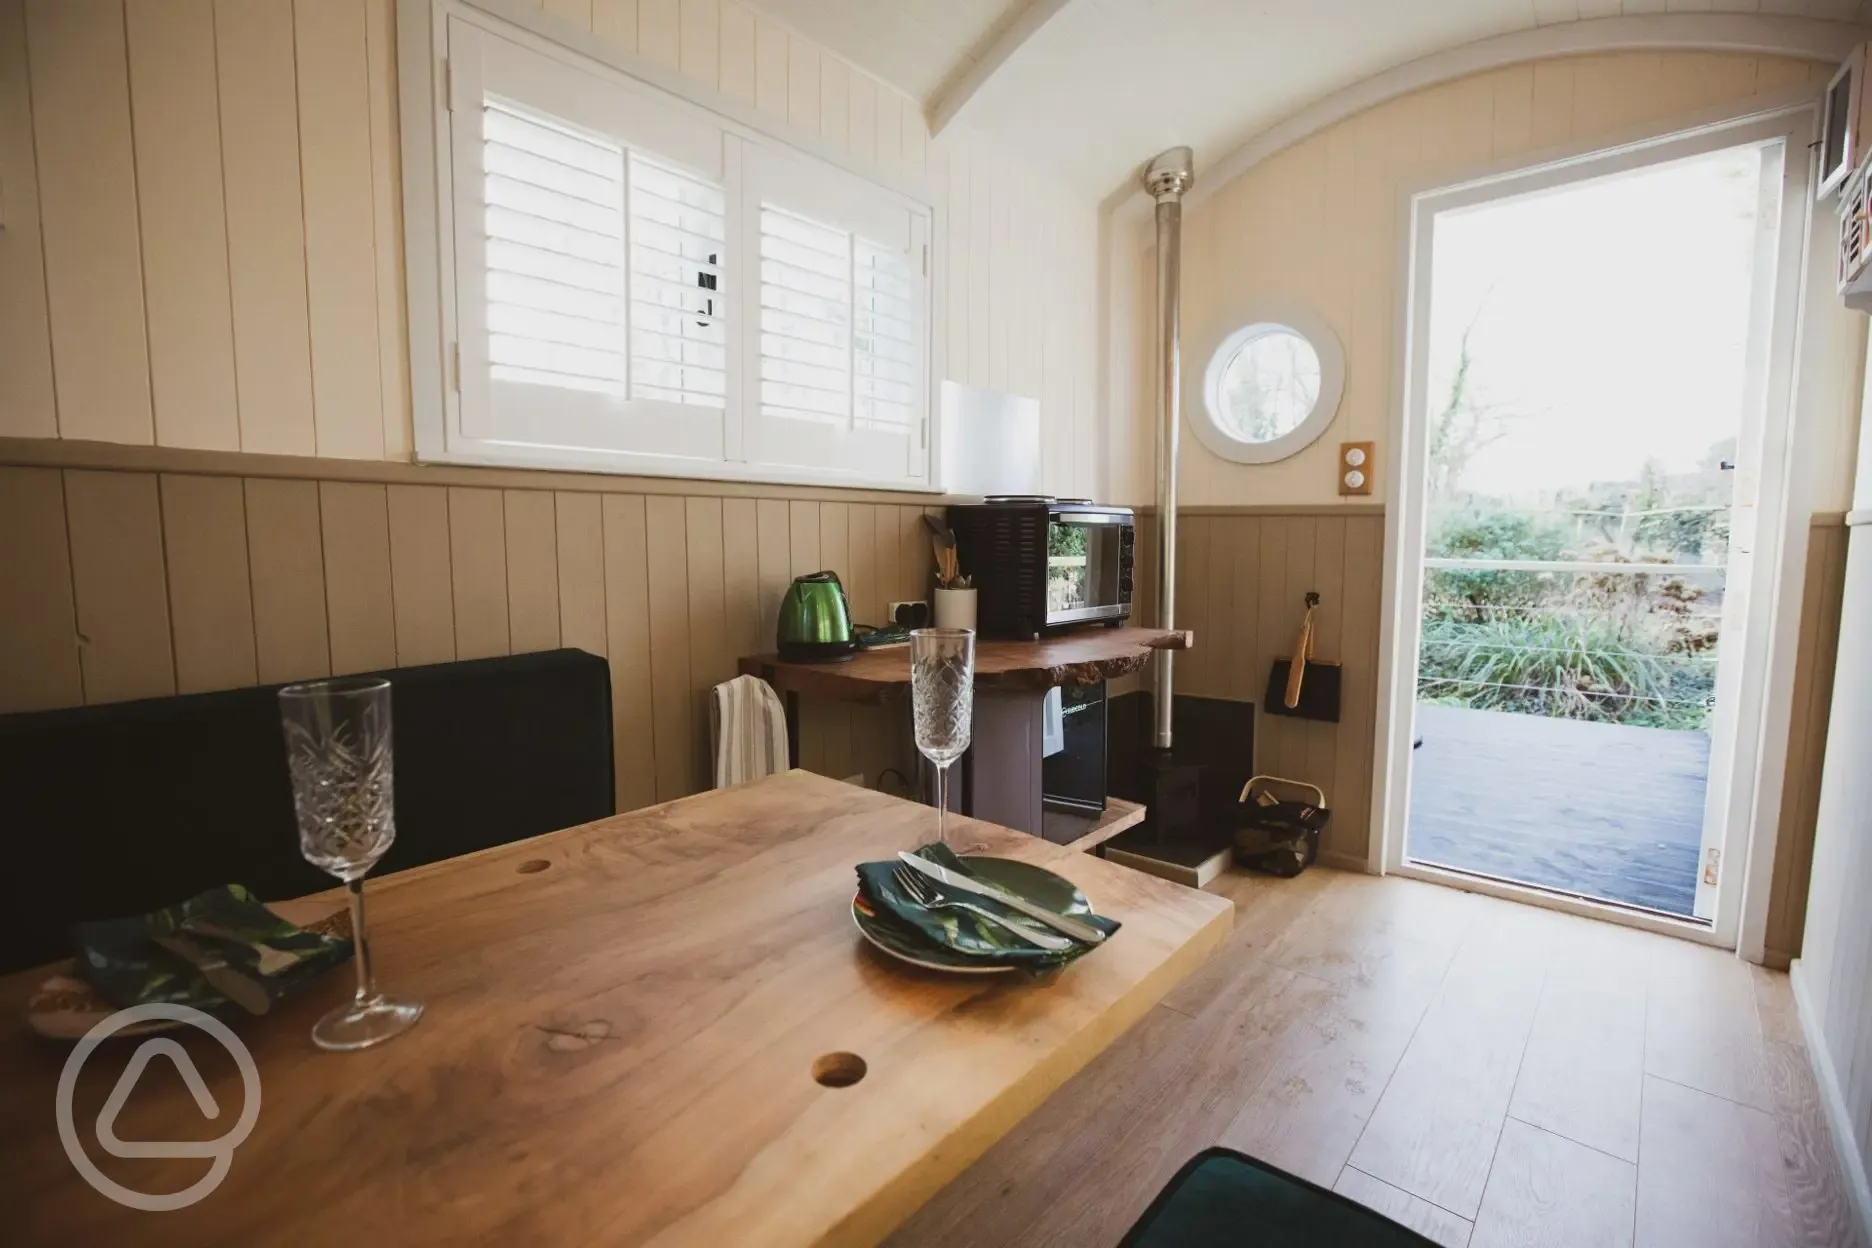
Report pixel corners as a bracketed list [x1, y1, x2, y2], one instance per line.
[346, 878, 378, 1005]
[935, 761, 949, 845]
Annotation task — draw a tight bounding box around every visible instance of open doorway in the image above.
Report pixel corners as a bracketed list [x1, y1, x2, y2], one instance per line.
[1383, 110, 1813, 945]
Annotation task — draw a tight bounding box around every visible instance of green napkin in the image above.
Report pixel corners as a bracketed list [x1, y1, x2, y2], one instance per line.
[854, 843, 1120, 970]
[72, 884, 354, 1013]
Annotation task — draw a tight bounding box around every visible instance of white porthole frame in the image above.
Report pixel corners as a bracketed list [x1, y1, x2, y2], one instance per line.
[1187, 307, 1345, 465]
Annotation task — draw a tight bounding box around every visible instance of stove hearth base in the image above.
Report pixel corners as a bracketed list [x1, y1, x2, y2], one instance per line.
[1101, 693, 1254, 887]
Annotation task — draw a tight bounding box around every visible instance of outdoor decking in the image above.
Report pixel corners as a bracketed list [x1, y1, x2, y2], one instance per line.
[1407, 703, 1709, 916]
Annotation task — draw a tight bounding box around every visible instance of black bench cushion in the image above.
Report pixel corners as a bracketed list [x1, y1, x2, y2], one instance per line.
[0, 649, 614, 973]
[1119, 1148, 1438, 1247]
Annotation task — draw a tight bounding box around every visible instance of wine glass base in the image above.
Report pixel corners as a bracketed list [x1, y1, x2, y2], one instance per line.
[312, 994, 424, 1052]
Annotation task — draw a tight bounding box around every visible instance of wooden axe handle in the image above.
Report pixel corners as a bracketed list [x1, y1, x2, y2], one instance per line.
[1284, 605, 1314, 709]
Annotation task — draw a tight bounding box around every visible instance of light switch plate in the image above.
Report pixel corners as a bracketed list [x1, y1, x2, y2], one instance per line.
[1339, 441, 1375, 496]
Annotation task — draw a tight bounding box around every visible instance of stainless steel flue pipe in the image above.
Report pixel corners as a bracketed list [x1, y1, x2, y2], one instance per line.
[1144, 147, 1193, 751]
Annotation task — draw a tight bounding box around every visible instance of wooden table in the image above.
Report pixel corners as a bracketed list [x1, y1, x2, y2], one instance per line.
[0, 771, 1231, 1247]
[741, 627, 1191, 835]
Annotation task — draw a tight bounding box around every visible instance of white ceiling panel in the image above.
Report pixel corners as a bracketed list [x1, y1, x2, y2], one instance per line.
[955, 0, 1871, 195]
[741, 0, 1026, 102]
[743, 1, 1871, 200]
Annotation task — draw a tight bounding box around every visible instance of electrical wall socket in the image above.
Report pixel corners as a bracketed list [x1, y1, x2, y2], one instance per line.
[887, 600, 930, 627]
[842, 772, 868, 788]
[1338, 441, 1375, 495]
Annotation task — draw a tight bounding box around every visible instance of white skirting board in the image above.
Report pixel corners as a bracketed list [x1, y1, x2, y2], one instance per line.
[1790, 959, 1872, 1242]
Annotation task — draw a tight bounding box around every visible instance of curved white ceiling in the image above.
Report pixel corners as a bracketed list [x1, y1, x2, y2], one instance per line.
[747, 0, 1869, 198]
[740, 0, 1027, 103]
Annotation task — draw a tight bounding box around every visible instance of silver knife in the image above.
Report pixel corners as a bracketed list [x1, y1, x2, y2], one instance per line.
[153, 934, 272, 1016]
[897, 853, 1105, 944]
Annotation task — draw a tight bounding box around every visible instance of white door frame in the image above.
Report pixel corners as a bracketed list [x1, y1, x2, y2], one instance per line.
[1369, 96, 1823, 956]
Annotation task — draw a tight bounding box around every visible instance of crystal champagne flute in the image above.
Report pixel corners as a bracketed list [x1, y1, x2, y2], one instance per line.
[911, 628, 976, 846]
[279, 677, 423, 1051]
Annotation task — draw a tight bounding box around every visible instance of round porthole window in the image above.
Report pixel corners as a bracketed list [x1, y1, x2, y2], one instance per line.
[1190, 311, 1345, 465]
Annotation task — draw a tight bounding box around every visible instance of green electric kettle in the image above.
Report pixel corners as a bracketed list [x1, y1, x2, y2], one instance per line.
[777, 571, 860, 662]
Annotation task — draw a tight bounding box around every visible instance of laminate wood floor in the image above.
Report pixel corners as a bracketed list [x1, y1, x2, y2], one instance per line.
[884, 868, 1865, 1248]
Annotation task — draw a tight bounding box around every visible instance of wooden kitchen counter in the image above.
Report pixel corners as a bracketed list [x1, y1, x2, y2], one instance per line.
[0, 771, 1231, 1247]
[742, 627, 1194, 836]
[740, 625, 1192, 705]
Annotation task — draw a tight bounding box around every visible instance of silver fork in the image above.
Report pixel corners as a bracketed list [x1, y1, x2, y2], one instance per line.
[892, 863, 1074, 952]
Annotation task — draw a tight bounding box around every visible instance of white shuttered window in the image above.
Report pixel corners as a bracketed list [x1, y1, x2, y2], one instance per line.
[443, 17, 930, 487]
[742, 143, 929, 482]
[760, 206, 853, 427]
[481, 102, 627, 396]
[629, 156, 728, 407]
[855, 239, 920, 432]
[755, 214, 921, 436]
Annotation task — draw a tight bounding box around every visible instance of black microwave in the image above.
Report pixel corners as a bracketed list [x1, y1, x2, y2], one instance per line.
[947, 498, 1135, 639]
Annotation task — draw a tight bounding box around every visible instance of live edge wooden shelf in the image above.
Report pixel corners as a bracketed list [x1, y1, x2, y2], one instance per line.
[1044, 795, 1147, 853]
[739, 626, 1193, 705]
[739, 627, 1192, 840]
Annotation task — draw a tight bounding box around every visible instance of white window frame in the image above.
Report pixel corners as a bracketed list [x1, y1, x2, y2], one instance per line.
[1186, 305, 1345, 465]
[450, 20, 732, 464]
[397, 0, 939, 491]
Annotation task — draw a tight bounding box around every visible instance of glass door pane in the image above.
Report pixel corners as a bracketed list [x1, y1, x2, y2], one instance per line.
[1406, 142, 1770, 921]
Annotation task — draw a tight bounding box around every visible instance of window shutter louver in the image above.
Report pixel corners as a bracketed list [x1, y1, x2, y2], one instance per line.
[854, 239, 919, 431]
[757, 208, 921, 433]
[478, 103, 730, 410]
[628, 155, 728, 408]
[759, 206, 854, 425]
[480, 100, 628, 395]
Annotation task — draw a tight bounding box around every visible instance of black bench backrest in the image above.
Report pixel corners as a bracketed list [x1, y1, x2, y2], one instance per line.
[0, 649, 614, 972]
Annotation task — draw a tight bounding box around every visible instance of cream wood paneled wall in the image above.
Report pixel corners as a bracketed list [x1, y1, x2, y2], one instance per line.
[1794, 522, 1872, 1209]
[0, 456, 1828, 894]
[0, 452, 942, 811]
[0, 0, 407, 457]
[0, 0, 1106, 498]
[1110, 51, 1860, 510]
[1764, 518, 1852, 966]
[0, 434, 1390, 838]
[1128, 508, 1388, 865]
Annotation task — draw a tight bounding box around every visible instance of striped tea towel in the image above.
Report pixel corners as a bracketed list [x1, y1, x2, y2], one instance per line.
[709, 674, 790, 788]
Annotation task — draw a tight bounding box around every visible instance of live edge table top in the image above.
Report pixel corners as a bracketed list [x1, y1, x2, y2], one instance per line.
[740, 625, 1193, 704]
[0, 770, 1231, 1248]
